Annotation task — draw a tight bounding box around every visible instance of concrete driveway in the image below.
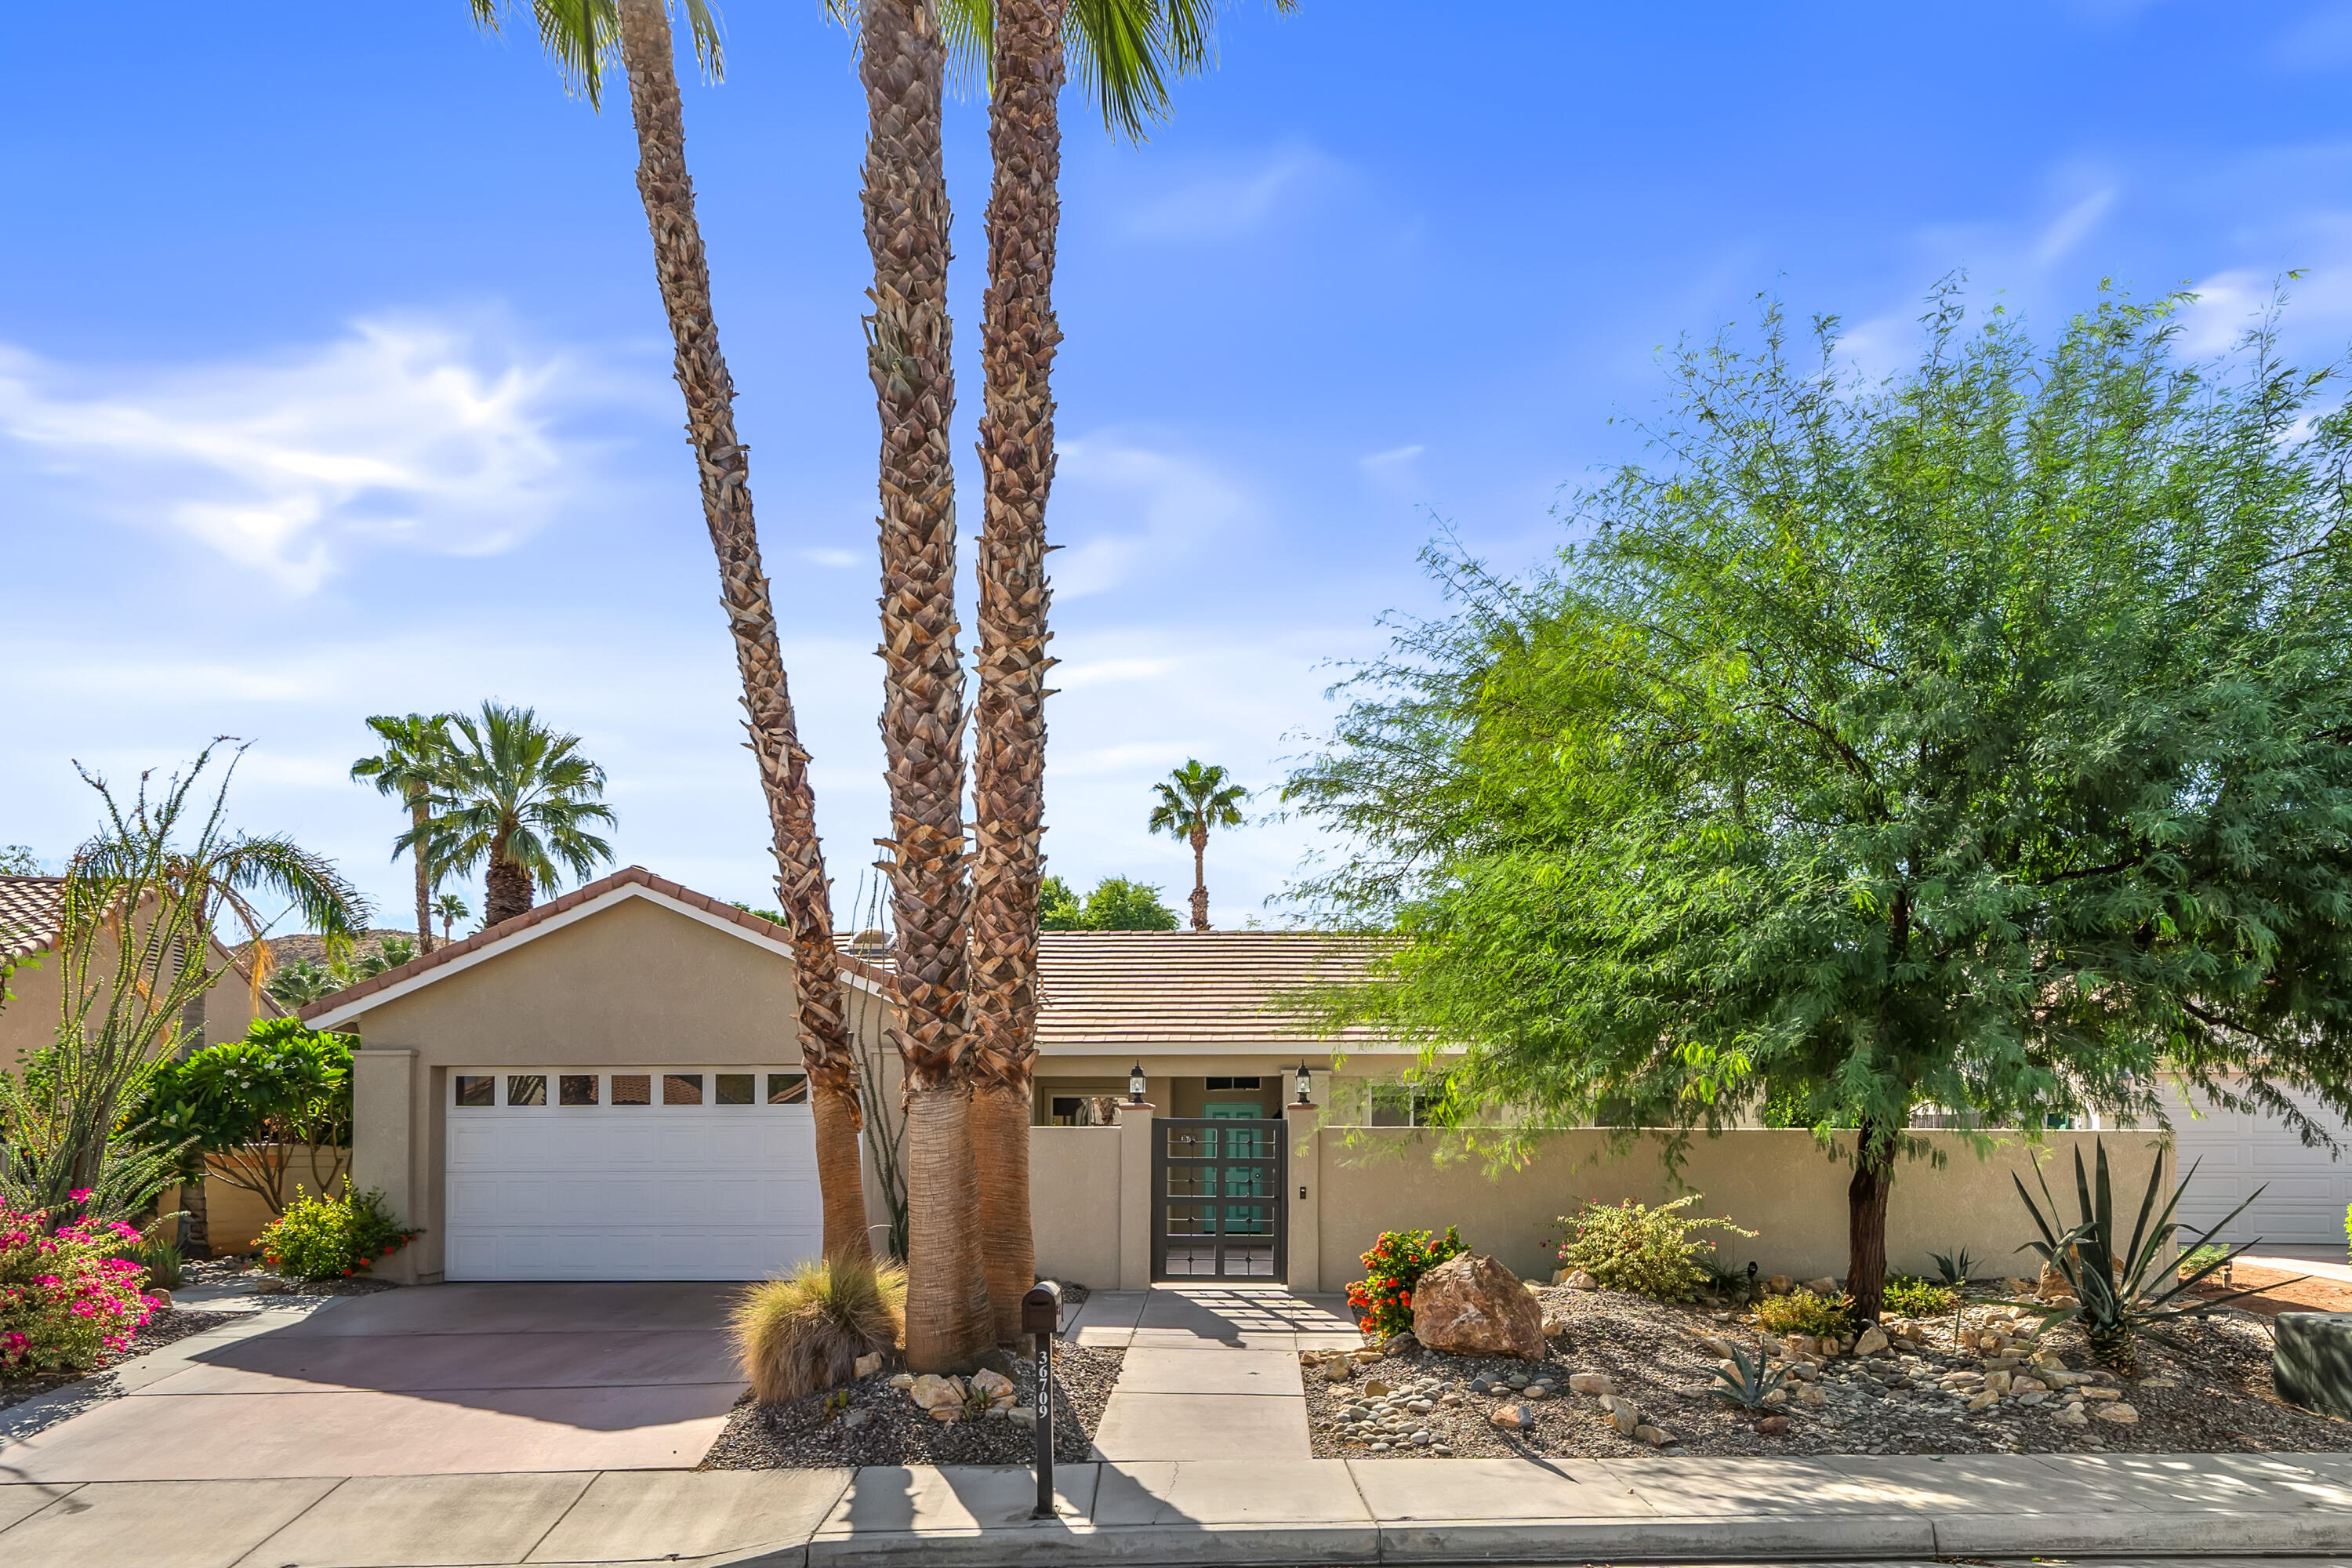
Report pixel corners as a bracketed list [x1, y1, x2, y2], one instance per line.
[0, 1283, 747, 1483]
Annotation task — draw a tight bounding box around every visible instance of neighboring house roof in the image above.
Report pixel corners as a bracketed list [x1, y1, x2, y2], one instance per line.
[1033, 931, 1394, 1053]
[0, 876, 64, 962]
[300, 865, 889, 1028]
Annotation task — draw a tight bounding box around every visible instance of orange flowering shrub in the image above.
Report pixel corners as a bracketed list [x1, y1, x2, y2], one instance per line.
[1345, 1225, 1464, 1340]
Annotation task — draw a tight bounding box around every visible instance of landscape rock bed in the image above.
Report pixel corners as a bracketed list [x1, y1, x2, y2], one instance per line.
[702, 1341, 1123, 1470]
[0, 1307, 245, 1414]
[1302, 1281, 2352, 1460]
[183, 1258, 398, 1298]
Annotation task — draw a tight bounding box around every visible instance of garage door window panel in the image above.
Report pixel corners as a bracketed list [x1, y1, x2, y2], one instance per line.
[767, 1073, 808, 1105]
[455, 1075, 495, 1108]
[716, 1073, 754, 1105]
[506, 1074, 546, 1107]
[663, 1073, 704, 1105]
[560, 1074, 598, 1106]
[613, 1074, 652, 1105]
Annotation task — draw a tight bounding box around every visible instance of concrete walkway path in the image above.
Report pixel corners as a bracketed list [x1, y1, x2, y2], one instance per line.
[6, 1450, 2352, 1566]
[1073, 1287, 1357, 1462]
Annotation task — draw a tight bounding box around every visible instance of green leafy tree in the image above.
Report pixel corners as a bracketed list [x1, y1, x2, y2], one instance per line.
[1285, 286, 2352, 1319]
[1149, 760, 1247, 930]
[138, 1018, 355, 1218]
[402, 702, 617, 927]
[352, 713, 456, 954]
[1038, 873, 1178, 931]
[0, 846, 42, 875]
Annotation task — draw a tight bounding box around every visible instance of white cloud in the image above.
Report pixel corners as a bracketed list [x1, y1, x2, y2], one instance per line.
[799, 546, 862, 568]
[1115, 146, 1346, 243]
[2032, 187, 2116, 266]
[1048, 437, 1253, 598]
[1359, 443, 1425, 473]
[0, 320, 592, 593]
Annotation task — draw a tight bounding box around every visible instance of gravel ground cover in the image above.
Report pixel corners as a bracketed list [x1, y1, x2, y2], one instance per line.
[183, 1258, 398, 1298]
[1303, 1281, 2352, 1460]
[702, 1341, 1123, 1469]
[0, 1308, 246, 1414]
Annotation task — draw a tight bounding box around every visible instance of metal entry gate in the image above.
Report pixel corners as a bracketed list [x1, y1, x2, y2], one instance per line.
[1152, 1117, 1286, 1281]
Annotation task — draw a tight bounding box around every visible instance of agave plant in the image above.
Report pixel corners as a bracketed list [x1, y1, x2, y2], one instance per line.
[2013, 1138, 2281, 1368]
[1711, 1338, 1788, 1410]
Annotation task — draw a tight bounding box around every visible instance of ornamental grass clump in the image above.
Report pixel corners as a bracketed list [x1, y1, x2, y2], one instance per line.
[734, 1257, 906, 1406]
[1555, 1196, 1755, 1302]
[1345, 1225, 1465, 1340]
[1, 1195, 161, 1375]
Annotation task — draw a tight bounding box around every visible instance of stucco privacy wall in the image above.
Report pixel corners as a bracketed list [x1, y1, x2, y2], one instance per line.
[1303, 1127, 2174, 1290]
[157, 1145, 349, 1253]
[344, 891, 895, 1282]
[1029, 1127, 1123, 1288]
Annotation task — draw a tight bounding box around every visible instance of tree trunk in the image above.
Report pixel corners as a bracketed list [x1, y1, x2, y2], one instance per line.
[612, 0, 873, 1262]
[410, 795, 434, 954]
[967, 0, 1065, 1344]
[181, 1170, 211, 1260]
[861, 0, 991, 1367]
[1846, 1120, 1893, 1321]
[1189, 825, 1210, 931]
[485, 855, 532, 927]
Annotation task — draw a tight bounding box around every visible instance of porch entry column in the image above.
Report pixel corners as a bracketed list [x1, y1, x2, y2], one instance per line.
[350, 1048, 419, 1284]
[1284, 1094, 1323, 1292]
[1116, 1099, 1156, 1290]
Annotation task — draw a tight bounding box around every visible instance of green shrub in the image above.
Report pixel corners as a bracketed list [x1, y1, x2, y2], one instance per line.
[733, 1258, 906, 1404]
[1554, 1196, 1755, 1302]
[1346, 1226, 1466, 1340]
[130, 1234, 185, 1290]
[1755, 1287, 1854, 1338]
[257, 1181, 421, 1281]
[1880, 1276, 1955, 1317]
[2179, 1243, 2229, 1279]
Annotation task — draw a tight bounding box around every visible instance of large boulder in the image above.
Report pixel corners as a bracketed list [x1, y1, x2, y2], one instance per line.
[1410, 1253, 1547, 1359]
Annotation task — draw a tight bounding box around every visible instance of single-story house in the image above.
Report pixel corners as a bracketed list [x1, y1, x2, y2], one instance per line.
[0, 873, 280, 1073]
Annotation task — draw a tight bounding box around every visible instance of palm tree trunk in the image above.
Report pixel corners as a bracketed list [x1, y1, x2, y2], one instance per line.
[485, 851, 532, 927]
[862, 0, 992, 1370]
[612, 0, 873, 1263]
[1189, 824, 1210, 931]
[409, 795, 434, 954]
[967, 0, 1065, 1344]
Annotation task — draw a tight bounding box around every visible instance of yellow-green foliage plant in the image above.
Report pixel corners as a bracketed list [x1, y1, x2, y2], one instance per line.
[733, 1257, 906, 1406]
[1554, 1195, 1755, 1302]
[1755, 1287, 1854, 1338]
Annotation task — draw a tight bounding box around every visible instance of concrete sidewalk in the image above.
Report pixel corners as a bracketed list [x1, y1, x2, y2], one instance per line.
[1077, 1286, 1358, 1463]
[6, 1450, 2352, 1567]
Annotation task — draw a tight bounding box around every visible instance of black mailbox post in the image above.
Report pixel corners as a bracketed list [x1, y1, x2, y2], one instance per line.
[1022, 1281, 1063, 1519]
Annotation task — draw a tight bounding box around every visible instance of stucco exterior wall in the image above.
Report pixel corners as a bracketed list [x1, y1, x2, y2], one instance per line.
[158, 1145, 350, 1254]
[1029, 1127, 1123, 1290]
[1, 942, 274, 1073]
[1305, 1127, 2174, 1290]
[344, 894, 817, 1283]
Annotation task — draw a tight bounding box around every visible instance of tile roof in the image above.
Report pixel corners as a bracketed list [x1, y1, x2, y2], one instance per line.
[296, 865, 887, 1022]
[0, 876, 64, 961]
[1033, 931, 1394, 1051]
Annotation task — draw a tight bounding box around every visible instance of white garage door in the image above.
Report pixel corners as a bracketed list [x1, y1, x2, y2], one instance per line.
[445, 1065, 825, 1281]
[2163, 1080, 2352, 1247]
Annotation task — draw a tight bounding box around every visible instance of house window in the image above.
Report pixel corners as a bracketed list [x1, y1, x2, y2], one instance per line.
[506, 1074, 546, 1107]
[454, 1075, 494, 1108]
[560, 1074, 598, 1105]
[715, 1073, 755, 1105]
[1369, 1082, 1443, 1127]
[663, 1073, 705, 1105]
[767, 1073, 808, 1105]
[612, 1074, 652, 1105]
[1204, 1076, 1262, 1091]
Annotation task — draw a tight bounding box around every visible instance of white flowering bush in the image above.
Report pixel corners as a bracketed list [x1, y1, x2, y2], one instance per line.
[1, 1192, 161, 1374]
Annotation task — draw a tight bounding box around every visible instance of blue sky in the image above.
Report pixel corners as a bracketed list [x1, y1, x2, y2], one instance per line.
[6, 1, 2352, 932]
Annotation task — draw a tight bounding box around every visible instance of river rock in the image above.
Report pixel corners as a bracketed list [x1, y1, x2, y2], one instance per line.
[1757, 1414, 1790, 1435]
[907, 1374, 965, 1422]
[854, 1352, 887, 1380]
[2051, 1403, 2089, 1428]
[1568, 1371, 1615, 1396]
[1804, 1277, 1838, 1295]
[2092, 1402, 2140, 1424]
[1765, 1275, 1794, 1295]
[1853, 1325, 1889, 1356]
[1489, 1402, 1534, 1429]
[1412, 1253, 1548, 1359]
[971, 1368, 1017, 1411]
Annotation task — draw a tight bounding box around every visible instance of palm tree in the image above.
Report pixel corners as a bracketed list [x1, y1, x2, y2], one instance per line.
[1149, 760, 1247, 930]
[467, 0, 878, 1266]
[959, 0, 1293, 1342]
[432, 891, 470, 945]
[401, 702, 616, 927]
[859, 0, 996, 1371]
[351, 713, 455, 954]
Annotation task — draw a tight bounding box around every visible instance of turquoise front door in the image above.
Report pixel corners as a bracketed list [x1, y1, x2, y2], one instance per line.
[1205, 1102, 1271, 1237]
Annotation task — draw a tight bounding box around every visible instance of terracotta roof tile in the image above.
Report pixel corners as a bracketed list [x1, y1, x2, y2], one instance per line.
[0, 876, 64, 962]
